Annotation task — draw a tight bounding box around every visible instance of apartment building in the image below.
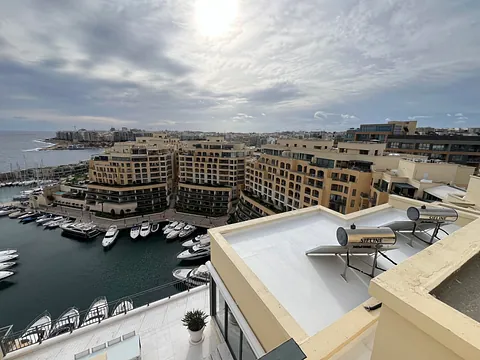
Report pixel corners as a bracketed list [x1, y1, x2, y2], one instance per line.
[345, 120, 417, 142]
[239, 141, 398, 220]
[236, 139, 475, 222]
[176, 137, 249, 217]
[385, 134, 480, 167]
[86, 142, 174, 215]
[369, 158, 474, 208]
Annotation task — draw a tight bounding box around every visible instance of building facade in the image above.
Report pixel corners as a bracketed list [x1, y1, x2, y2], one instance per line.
[176, 138, 249, 217]
[87, 142, 174, 215]
[385, 135, 480, 167]
[346, 120, 417, 142]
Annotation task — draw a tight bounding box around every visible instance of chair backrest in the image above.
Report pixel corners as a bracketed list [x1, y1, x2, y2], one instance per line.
[91, 343, 107, 353]
[73, 349, 90, 359]
[122, 331, 136, 340]
[107, 337, 122, 346]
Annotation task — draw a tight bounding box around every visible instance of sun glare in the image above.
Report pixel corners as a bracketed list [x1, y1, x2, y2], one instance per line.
[194, 0, 238, 37]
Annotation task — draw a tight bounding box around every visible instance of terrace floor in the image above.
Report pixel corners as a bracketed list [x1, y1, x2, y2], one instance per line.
[5, 286, 225, 360]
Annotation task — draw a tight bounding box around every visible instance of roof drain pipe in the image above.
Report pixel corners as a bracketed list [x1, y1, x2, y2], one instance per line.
[364, 302, 382, 312]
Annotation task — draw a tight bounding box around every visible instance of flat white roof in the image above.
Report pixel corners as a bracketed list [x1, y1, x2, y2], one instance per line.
[424, 185, 466, 201]
[223, 208, 460, 336]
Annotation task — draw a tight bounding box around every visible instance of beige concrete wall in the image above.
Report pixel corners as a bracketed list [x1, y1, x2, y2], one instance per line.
[337, 142, 386, 156]
[277, 139, 334, 150]
[397, 159, 472, 184]
[371, 306, 461, 360]
[465, 176, 480, 205]
[210, 230, 296, 351]
[454, 166, 475, 187]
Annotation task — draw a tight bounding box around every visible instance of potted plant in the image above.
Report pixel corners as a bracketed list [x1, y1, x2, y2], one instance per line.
[182, 309, 208, 344]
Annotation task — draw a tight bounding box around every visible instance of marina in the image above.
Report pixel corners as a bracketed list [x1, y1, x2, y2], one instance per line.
[0, 214, 209, 333]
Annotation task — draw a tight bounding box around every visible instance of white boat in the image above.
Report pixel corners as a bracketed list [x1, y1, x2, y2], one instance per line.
[61, 222, 100, 239]
[163, 221, 178, 234]
[111, 300, 134, 316]
[174, 222, 186, 231]
[166, 229, 181, 240]
[162, 222, 172, 231]
[0, 249, 17, 256]
[19, 311, 51, 345]
[9, 210, 26, 219]
[130, 224, 140, 240]
[179, 225, 197, 238]
[182, 234, 209, 248]
[45, 218, 67, 229]
[36, 214, 55, 224]
[49, 307, 80, 337]
[151, 223, 160, 233]
[0, 262, 16, 270]
[177, 239, 211, 261]
[102, 225, 119, 249]
[0, 270, 14, 281]
[18, 212, 35, 220]
[0, 254, 19, 262]
[82, 297, 108, 327]
[172, 264, 210, 286]
[139, 221, 151, 238]
[0, 208, 16, 216]
[43, 216, 64, 227]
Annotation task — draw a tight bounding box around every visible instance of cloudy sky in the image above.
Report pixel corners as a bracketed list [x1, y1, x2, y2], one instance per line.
[0, 0, 479, 132]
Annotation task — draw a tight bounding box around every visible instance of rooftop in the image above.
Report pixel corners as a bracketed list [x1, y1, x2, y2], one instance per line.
[5, 286, 224, 360]
[424, 185, 467, 201]
[221, 205, 460, 336]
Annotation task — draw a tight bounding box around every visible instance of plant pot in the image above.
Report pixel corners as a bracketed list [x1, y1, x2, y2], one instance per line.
[188, 326, 205, 344]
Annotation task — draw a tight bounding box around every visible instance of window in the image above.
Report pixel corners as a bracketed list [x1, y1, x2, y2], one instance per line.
[351, 200, 355, 208]
[417, 143, 430, 150]
[432, 144, 448, 151]
[312, 190, 319, 197]
[359, 150, 368, 155]
[388, 142, 400, 149]
[344, 186, 349, 194]
[294, 144, 297, 147]
[303, 145, 306, 148]
[352, 189, 357, 196]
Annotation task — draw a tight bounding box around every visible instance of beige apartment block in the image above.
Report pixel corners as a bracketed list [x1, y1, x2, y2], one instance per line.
[370, 158, 475, 207]
[207, 195, 480, 359]
[87, 142, 174, 215]
[176, 139, 250, 217]
[276, 138, 334, 150]
[239, 142, 409, 220]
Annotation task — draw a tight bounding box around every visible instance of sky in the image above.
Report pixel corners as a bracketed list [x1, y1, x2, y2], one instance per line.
[0, 0, 479, 132]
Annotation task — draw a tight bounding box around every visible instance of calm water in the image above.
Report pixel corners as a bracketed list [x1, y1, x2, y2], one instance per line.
[0, 216, 207, 331]
[0, 131, 100, 173]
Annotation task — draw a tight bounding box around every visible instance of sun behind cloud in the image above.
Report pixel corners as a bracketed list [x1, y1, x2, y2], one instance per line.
[194, 0, 238, 37]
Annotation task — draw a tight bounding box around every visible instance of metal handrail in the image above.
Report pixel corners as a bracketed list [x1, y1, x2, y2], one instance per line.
[0, 279, 208, 354]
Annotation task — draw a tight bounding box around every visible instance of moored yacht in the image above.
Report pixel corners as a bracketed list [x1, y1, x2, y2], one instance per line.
[111, 299, 134, 316]
[172, 264, 210, 286]
[0, 270, 15, 281]
[19, 311, 51, 345]
[102, 225, 119, 249]
[174, 222, 186, 231]
[36, 214, 55, 225]
[179, 224, 196, 238]
[43, 216, 64, 227]
[166, 229, 181, 240]
[82, 297, 108, 327]
[18, 212, 35, 220]
[20, 213, 41, 223]
[130, 224, 140, 240]
[0, 207, 16, 216]
[9, 210, 25, 219]
[49, 307, 80, 337]
[0, 254, 19, 262]
[61, 222, 100, 239]
[163, 221, 179, 235]
[151, 223, 160, 233]
[45, 218, 70, 229]
[139, 221, 151, 238]
[177, 238, 211, 261]
[0, 249, 17, 256]
[182, 234, 209, 248]
[0, 262, 16, 270]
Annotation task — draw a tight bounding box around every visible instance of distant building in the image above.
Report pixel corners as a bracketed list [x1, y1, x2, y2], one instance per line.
[385, 135, 480, 167]
[348, 120, 417, 142]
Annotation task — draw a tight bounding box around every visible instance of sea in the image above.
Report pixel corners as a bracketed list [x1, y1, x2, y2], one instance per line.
[0, 216, 207, 332]
[0, 131, 101, 174]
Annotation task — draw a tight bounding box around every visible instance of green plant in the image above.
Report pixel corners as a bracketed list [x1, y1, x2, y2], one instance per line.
[182, 309, 208, 331]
